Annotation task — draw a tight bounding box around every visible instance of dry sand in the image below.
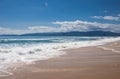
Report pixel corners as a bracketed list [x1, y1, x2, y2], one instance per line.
[1, 41, 120, 79]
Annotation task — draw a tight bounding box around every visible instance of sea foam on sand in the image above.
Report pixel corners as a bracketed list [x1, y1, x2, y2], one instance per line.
[0, 37, 120, 77]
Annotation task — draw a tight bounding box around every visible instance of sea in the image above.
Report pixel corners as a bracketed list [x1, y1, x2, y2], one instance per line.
[0, 36, 120, 76]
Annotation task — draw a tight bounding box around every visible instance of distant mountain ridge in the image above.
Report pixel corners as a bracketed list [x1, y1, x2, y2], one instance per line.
[0, 31, 120, 36]
[21, 31, 120, 36]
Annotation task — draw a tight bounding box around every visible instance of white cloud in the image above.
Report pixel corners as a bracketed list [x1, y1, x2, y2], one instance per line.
[0, 20, 120, 35]
[103, 16, 120, 21]
[0, 26, 59, 35]
[28, 26, 51, 30]
[53, 20, 120, 32]
[91, 16, 103, 19]
[28, 26, 58, 33]
[0, 27, 25, 35]
[44, 2, 48, 7]
[91, 15, 120, 21]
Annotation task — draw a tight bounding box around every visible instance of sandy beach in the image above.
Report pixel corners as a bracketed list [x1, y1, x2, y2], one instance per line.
[1, 41, 120, 79]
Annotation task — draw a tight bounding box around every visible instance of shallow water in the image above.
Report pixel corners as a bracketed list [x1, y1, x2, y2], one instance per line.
[0, 36, 120, 76]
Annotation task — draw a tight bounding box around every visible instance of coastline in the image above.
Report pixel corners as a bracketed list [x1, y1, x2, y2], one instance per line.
[1, 40, 120, 79]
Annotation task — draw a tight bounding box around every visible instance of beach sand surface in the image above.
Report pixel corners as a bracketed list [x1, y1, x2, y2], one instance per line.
[1, 41, 120, 79]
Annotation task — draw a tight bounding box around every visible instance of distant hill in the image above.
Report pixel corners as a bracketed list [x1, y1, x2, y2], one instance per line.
[0, 31, 120, 36]
[21, 31, 120, 36]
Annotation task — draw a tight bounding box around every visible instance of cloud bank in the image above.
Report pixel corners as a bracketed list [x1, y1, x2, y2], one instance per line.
[53, 20, 120, 32]
[0, 20, 120, 34]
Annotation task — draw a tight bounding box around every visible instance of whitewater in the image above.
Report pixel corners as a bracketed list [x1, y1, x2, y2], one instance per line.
[0, 36, 120, 77]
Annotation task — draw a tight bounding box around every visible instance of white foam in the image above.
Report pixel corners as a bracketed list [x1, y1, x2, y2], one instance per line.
[0, 37, 120, 76]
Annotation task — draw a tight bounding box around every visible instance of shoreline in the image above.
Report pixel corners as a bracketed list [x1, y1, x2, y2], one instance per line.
[1, 40, 120, 79]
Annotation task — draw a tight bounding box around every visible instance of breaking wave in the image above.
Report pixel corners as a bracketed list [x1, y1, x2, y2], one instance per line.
[0, 36, 120, 77]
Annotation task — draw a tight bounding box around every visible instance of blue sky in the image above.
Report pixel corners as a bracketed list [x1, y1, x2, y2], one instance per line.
[0, 0, 120, 34]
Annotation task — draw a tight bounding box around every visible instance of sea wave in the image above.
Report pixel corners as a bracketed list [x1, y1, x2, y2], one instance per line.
[0, 37, 102, 44]
[0, 37, 120, 76]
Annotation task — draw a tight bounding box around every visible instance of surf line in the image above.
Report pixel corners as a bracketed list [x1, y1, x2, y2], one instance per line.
[97, 46, 120, 53]
[0, 70, 13, 77]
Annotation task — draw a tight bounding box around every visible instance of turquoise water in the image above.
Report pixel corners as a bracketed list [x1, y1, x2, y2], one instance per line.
[0, 36, 101, 45]
[0, 36, 101, 64]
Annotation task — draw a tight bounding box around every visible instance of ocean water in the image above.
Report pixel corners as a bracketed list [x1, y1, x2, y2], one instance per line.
[0, 36, 120, 76]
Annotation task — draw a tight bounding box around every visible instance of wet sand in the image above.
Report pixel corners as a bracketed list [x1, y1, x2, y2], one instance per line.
[1, 41, 120, 79]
